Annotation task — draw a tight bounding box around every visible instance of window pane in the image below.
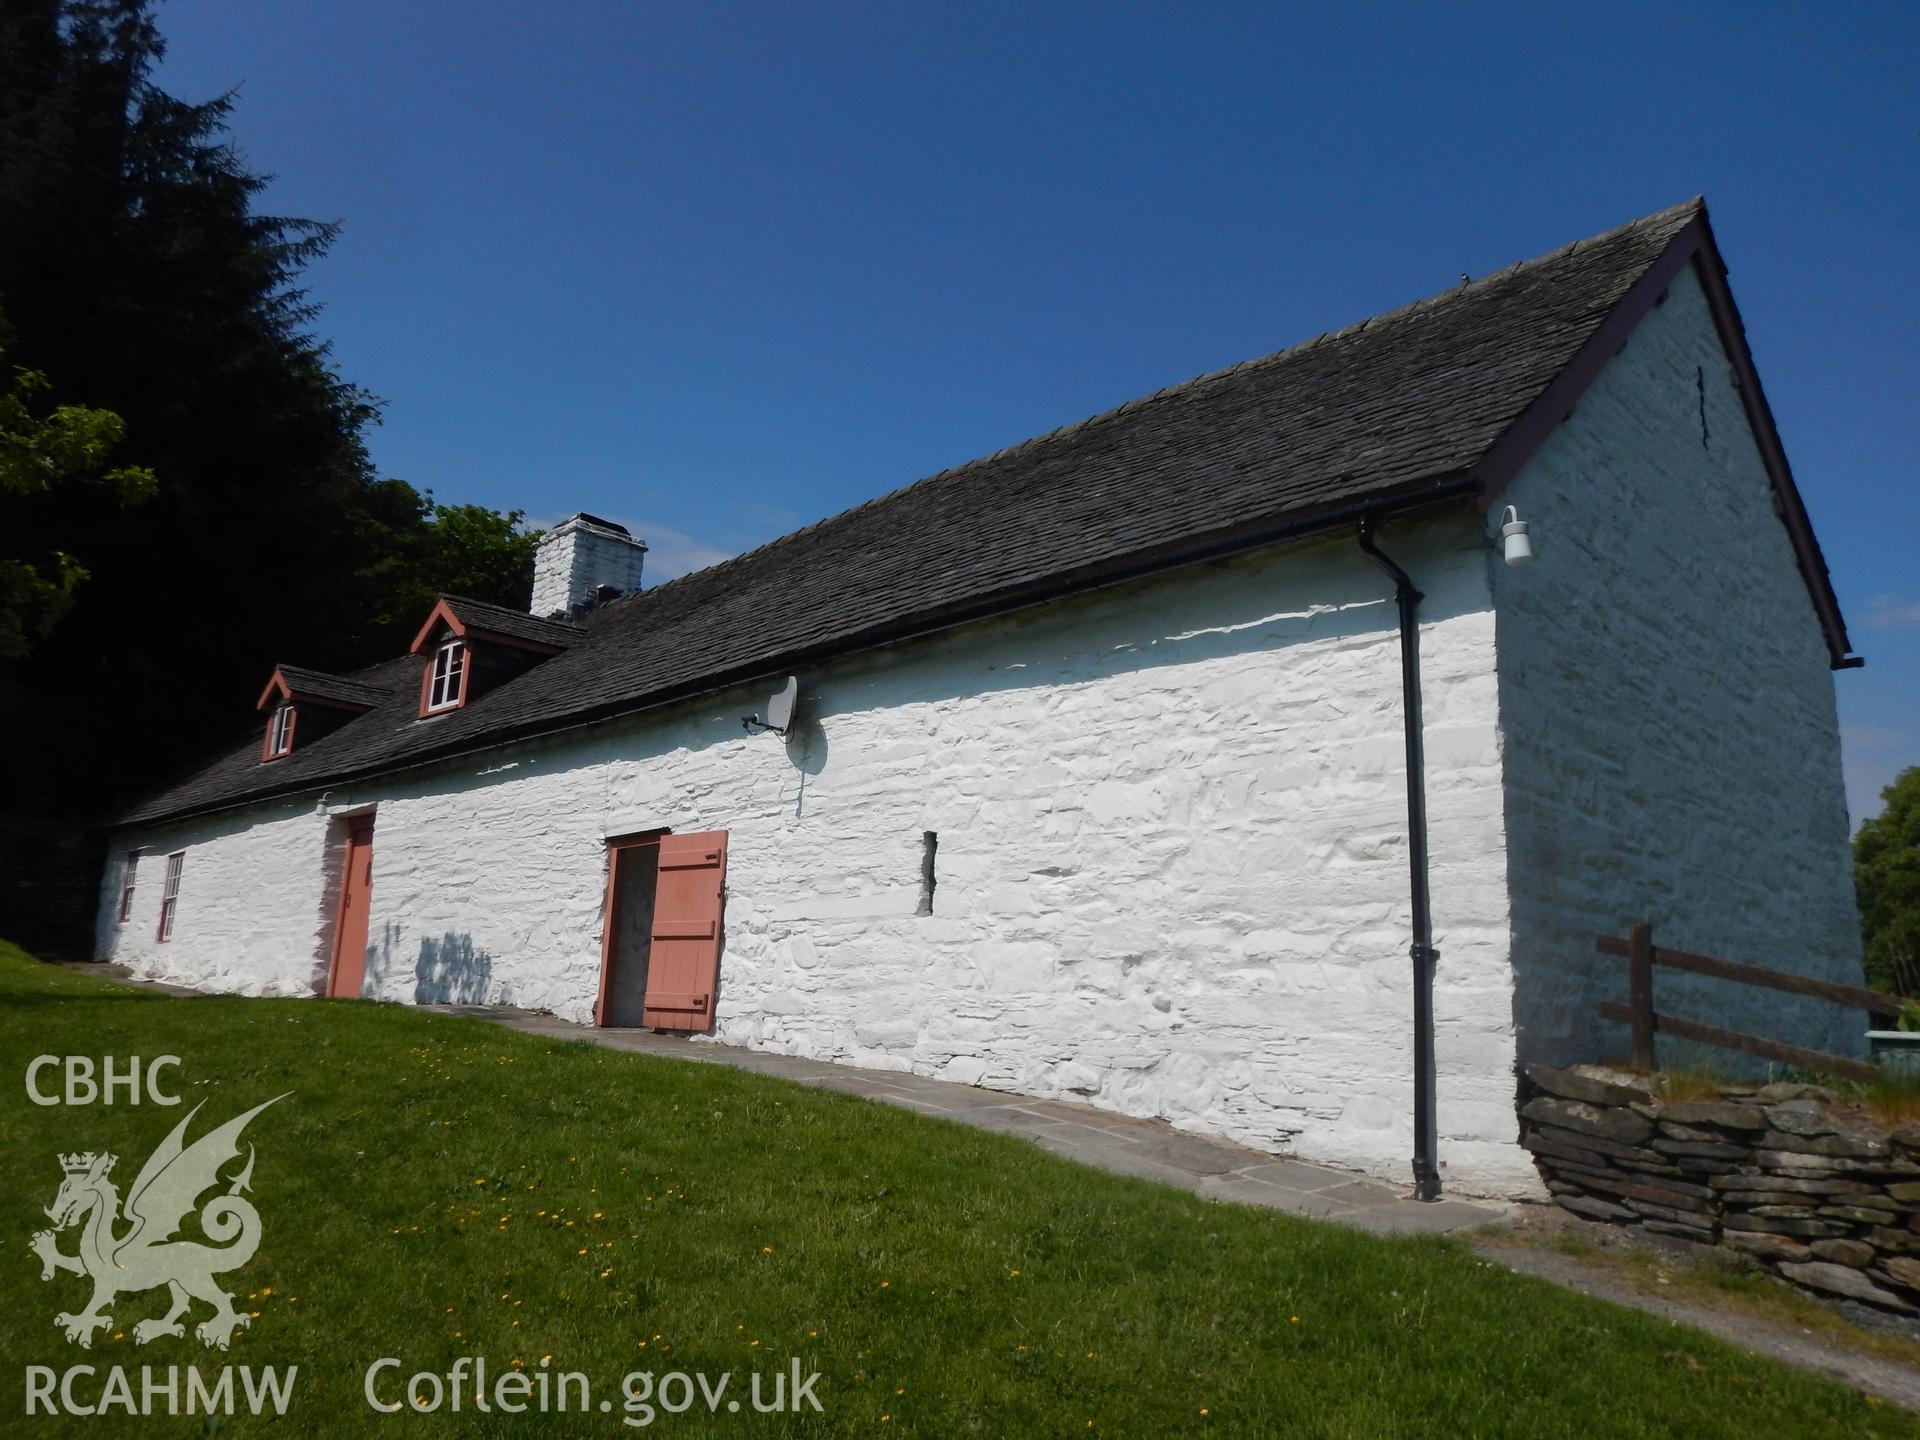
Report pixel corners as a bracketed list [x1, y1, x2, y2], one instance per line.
[429, 640, 465, 710]
[157, 853, 183, 941]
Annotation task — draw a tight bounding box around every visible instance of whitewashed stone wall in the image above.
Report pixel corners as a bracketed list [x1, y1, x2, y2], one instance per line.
[1491, 261, 1864, 1068]
[97, 797, 346, 998]
[99, 514, 1535, 1195]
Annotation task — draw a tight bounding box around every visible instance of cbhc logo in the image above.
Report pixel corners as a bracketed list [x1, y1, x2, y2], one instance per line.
[25, 1056, 182, 1106]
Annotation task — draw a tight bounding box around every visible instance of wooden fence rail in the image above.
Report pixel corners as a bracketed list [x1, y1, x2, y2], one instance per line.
[1595, 923, 1910, 1084]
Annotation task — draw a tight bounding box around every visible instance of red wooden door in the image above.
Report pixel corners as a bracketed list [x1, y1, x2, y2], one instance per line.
[641, 830, 728, 1030]
[328, 819, 375, 998]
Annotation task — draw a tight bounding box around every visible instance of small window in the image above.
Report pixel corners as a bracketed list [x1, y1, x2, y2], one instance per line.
[266, 703, 296, 759]
[156, 851, 184, 943]
[425, 638, 467, 713]
[117, 852, 139, 924]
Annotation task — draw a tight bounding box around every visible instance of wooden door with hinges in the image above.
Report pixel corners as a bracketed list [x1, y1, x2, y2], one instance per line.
[639, 831, 728, 1031]
[327, 817, 375, 998]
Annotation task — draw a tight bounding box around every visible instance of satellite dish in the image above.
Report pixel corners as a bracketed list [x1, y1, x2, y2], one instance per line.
[765, 676, 798, 734]
[743, 675, 799, 737]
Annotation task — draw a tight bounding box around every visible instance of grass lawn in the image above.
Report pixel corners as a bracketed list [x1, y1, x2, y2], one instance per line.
[2, 942, 1914, 1438]
[1506, 1228, 1920, 1373]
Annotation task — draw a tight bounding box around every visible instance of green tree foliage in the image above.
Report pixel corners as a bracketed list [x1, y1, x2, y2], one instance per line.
[344, 480, 543, 649]
[0, 1, 535, 832]
[0, 351, 156, 656]
[1856, 767, 1920, 1000]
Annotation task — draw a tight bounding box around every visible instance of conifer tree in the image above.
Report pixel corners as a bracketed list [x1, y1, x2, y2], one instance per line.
[0, 1, 537, 946]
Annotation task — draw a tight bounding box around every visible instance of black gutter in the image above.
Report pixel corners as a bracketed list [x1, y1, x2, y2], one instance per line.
[1355, 514, 1444, 1203]
[121, 473, 1487, 829]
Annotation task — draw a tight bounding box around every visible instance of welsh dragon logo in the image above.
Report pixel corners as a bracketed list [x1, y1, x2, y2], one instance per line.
[29, 1095, 287, 1349]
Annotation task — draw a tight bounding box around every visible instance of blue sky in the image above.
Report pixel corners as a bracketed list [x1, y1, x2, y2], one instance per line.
[154, 1, 1916, 823]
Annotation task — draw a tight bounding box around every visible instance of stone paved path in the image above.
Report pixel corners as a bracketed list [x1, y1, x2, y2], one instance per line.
[433, 1004, 1505, 1236]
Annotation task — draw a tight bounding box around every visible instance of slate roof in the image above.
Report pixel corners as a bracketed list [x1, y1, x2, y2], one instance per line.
[122, 198, 1781, 827]
[270, 666, 393, 710]
[429, 595, 585, 651]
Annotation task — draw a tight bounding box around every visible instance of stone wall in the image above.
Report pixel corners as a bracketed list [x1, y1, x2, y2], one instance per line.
[1522, 1063, 1920, 1313]
[1491, 262, 1863, 1069]
[99, 797, 347, 997]
[100, 514, 1536, 1195]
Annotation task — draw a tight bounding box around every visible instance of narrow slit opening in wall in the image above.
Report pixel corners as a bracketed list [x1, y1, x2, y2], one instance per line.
[917, 831, 938, 916]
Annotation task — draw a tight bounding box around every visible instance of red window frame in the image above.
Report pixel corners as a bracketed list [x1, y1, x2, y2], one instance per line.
[421, 638, 468, 715]
[117, 852, 139, 923]
[264, 702, 297, 760]
[156, 851, 184, 943]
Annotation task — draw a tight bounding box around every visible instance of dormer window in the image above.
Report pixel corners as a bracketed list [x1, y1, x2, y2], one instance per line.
[408, 595, 583, 719]
[255, 665, 391, 760]
[425, 638, 468, 713]
[265, 703, 296, 759]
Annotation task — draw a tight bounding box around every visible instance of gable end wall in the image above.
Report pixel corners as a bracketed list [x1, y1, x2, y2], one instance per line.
[1493, 261, 1863, 1068]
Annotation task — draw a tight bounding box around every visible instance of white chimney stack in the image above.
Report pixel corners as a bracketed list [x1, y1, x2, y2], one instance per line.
[530, 513, 648, 618]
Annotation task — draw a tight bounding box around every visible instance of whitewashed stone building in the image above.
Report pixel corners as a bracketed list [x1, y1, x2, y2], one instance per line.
[96, 200, 1864, 1198]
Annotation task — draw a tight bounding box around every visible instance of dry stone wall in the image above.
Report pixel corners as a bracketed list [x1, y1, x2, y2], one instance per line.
[1522, 1063, 1920, 1313]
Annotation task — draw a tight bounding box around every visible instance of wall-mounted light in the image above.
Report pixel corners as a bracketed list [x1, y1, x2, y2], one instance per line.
[1498, 506, 1534, 567]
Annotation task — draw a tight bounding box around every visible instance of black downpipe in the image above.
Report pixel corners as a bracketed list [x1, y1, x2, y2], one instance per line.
[1356, 516, 1442, 1202]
